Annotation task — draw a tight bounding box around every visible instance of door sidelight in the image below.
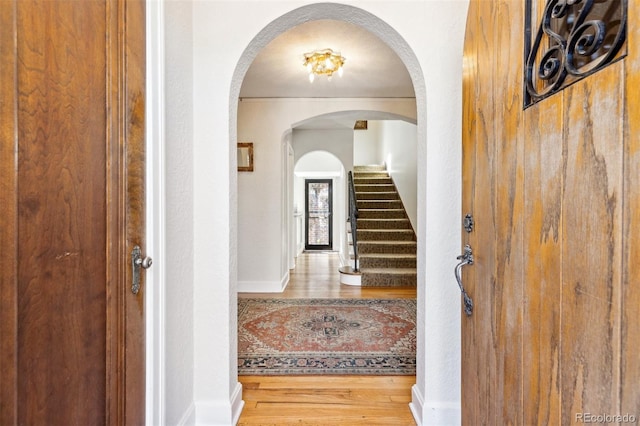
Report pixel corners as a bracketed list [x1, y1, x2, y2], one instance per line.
[455, 244, 474, 316]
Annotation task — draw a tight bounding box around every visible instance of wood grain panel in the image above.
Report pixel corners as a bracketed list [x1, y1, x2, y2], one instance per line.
[468, 1, 499, 423]
[16, 1, 108, 424]
[561, 62, 624, 424]
[621, 0, 640, 416]
[463, 0, 636, 424]
[1, 1, 145, 424]
[0, 2, 18, 424]
[461, 0, 479, 422]
[105, 0, 146, 424]
[522, 3, 564, 421]
[124, 0, 146, 422]
[522, 97, 563, 425]
[492, 2, 524, 423]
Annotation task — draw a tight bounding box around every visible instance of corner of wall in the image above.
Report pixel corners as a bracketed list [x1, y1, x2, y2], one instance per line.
[409, 384, 425, 426]
[193, 382, 244, 425]
[176, 402, 196, 426]
[237, 271, 289, 293]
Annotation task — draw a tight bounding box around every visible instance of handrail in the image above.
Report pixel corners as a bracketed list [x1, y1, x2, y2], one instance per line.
[348, 171, 359, 271]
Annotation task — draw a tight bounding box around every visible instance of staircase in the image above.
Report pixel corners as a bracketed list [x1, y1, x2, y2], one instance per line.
[343, 165, 417, 287]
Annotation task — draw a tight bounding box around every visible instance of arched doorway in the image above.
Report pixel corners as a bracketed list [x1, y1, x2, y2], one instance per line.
[294, 151, 346, 255]
[229, 3, 433, 422]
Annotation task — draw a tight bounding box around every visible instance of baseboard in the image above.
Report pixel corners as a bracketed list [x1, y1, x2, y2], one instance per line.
[176, 402, 196, 426]
[194, 382, 245, 425]
[409, 384, 425, 425]
[238, 272, 289, 293]
[410, 385, 461, 426]
[231, 382, 245, 425]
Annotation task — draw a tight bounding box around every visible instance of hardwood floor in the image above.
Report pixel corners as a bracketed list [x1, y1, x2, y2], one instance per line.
[238, 251, 417, 425]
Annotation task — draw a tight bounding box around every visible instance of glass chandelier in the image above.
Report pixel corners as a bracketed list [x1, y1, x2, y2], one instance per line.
[303, 48, 345, 83]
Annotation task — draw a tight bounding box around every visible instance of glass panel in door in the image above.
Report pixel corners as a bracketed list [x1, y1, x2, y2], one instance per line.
[305, 179, 333, 250]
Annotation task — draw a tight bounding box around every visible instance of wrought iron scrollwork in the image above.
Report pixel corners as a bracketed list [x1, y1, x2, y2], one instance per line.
[525, 0, 627, 107]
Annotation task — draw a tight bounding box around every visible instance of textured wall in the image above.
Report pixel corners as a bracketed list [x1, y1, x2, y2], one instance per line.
[164, 1, 195, 424]
[164, 1, 470, 424]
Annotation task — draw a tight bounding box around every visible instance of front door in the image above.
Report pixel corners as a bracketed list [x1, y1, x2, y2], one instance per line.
[461, 0, 639, 423]
[0, 1, 147, 424]
[305, 179, 333, 250]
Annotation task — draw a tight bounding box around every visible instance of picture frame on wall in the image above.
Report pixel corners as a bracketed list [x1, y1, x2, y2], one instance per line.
[354, 120, 368, 130]
[237, 142, 254, 172]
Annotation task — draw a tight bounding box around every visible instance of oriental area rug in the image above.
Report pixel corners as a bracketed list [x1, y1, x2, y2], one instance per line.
[238, 298, 416, 375]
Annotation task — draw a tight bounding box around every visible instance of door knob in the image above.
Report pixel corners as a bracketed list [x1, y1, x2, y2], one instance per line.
[454, 244, 474, 316]
[131, 245, 152, 294]
[136, 255, 153, 269]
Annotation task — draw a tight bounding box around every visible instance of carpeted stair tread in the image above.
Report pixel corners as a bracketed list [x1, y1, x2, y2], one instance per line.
[359, 253, 417, 259]
[359, 253, 417, 269]
[357, 229, 416, 241]
[356, 191, 400, 200]
[353, 172, 390, 178]
[358, 209, 407, 219]
[361, 267, 417, 274]
[357, 218, 412, 229]
[354, 184, 397, 192]
[349, 165, 417, 288]
[358, 240, 417, 246]
[354, 165, 386, 171]
[354, 177, 393, 185]
[357, 200, 404, 209]
[357, 240, 417, 254]
[360, 269, 417, 287]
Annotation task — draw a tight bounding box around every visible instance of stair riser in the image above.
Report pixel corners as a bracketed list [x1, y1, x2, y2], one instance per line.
[359, 257, 417, 269]
[357, 230, 415, 241]
[353, 172, 389, 178]
[356, 192, 399, 200]
[357, 200, 403, 209]
[358, 243, 417, 254]
[353, 165, 386, 172]
[357, 219, 411, 229]
[361, 273, 417, 287]
[357, 209, 406, 219]
[354, 178, 392, 185]
[354, 184, 396, 192]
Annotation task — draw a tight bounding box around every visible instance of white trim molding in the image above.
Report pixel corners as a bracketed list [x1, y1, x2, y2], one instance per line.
[194, 382, 245, 425]
[237, 272, 289, 293]
[409, 384, 425, 425]
[176, 403, 196, 426]
[411, 385, 461, 426]
[146, 0, 166, 424]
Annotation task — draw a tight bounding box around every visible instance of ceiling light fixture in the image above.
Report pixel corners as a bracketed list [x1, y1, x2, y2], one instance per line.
[303, 48, 345, 83]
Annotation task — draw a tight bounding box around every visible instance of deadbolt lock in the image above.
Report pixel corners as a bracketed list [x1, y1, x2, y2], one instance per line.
[463, 214, 474, 233]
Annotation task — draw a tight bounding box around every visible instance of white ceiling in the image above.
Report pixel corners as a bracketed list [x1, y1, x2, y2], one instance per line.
[239, 19, 415, 100]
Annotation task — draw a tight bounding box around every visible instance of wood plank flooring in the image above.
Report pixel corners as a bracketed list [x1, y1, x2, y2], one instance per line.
[238, 251, 417, 425]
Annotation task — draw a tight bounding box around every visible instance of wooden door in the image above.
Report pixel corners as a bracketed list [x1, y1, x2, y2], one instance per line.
[461, 0, 639, 424]
[0, 1, 147, 424]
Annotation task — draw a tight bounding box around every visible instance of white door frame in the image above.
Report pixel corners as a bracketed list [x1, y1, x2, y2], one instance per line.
[145, 1, 166, 424]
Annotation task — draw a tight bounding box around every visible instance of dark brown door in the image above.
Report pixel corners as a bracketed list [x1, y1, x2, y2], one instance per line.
[461, 0, 639, 424]
[0, 1, 147, 425]
[305, 179, 333, 250]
